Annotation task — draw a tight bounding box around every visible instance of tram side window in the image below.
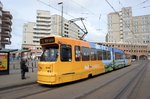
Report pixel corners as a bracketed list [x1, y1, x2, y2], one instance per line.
[91, 48, 97, 61]
[115, 52, 123, 60]
[97, 49, 102, 60]
[107, 51, 111, 60]
[103, 50, 111, 60]
[115, 52, 118, 59]
[82, 47, 90, 61]
[60, 44, 72, 62]
[103, 50, 107, 60]
[75, 46, 81, 61]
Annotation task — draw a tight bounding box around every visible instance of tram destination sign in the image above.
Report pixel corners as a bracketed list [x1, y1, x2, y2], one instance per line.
[40, 37, 55, 44]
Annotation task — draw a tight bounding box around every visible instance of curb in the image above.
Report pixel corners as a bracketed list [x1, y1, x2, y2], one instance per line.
[0, 81, 36, 91]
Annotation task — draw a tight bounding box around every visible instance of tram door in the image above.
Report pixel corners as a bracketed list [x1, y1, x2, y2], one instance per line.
[60, 44, 73, 82]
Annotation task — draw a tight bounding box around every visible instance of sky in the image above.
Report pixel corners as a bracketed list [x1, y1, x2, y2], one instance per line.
[1, 0, 150, 49]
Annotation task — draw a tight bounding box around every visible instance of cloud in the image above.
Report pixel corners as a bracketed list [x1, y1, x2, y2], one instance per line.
[84, 21, 106, 42]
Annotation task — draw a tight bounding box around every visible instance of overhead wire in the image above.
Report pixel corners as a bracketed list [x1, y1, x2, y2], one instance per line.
[37, 0, 112, 40]
[37, 0, 75, 18]
[70, 0, 108, 29]
[37, 0, 86, 39]
[142, 5, 150, 8]
[71, 0, 99, 17]
[132, 0, 150, 10]
[136, 0, 150, 6]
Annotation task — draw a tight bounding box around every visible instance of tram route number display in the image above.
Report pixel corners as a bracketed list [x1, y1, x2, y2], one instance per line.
[0, 53, 8, 70]
[40, 37, 55, 44]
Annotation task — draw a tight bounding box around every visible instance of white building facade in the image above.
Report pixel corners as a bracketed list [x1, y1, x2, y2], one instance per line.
[22, 10, 81, 57]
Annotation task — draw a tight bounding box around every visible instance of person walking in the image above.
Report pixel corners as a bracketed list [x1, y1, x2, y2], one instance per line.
[20, 58, 28, 79]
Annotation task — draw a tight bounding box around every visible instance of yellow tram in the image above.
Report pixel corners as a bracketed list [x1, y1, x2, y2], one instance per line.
[37, 36, 131, 85]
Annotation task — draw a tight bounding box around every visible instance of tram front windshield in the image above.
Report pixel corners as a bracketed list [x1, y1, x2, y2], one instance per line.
[40, 44, 58, 62]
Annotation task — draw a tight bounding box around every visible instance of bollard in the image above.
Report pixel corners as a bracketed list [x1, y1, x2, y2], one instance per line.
[32, 62, 34, 72]
[13, 62, 15, 69]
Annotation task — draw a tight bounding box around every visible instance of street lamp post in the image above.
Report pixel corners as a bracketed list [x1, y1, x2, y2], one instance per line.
[58, 2, 63, 37]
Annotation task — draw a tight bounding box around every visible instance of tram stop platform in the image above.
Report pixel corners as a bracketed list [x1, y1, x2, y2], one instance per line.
[0, 68, 37, 91]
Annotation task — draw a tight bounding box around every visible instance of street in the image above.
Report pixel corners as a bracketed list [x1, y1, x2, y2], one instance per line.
[0, 61, 150, 99]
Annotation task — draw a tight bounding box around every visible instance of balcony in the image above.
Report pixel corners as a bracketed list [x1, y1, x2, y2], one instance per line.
[1, 31, 11, 38]
[34, 28, 50, 33]
[2, 11, 12, 19]
[0, 19, 2, 25]
[0, 11, 2, 17]
[36, 26, 51, 30]
[36, 22, 51, 26]
[1, 39, 11, 44]
[36, 18, 51, 23]
[37, 15, 50, 19]
[2, 26, 12, 32]
[2, 18, 12, 25]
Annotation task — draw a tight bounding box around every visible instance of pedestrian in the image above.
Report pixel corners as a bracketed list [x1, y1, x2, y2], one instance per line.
[20, 58, 28, 79]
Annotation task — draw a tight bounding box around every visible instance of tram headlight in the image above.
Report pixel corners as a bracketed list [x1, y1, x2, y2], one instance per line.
[47, 70, 51, 73]
[46, 64, 53, 73]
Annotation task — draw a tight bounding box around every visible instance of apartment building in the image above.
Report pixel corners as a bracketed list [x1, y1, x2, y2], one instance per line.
[0, 1, 12, 49]
[106, 7, 150, 59]
[22, 10, 81, 57]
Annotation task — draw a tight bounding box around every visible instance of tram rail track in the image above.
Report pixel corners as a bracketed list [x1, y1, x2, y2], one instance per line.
[114, 61, 148, 99]
[0, 84, 54, 99]
[115, 62, 148, 99]
[0, 61, 146, 99]
[76, 61, 148, 99]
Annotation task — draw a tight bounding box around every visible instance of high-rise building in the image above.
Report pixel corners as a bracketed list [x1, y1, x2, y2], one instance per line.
[0, 1, 12, 49]
[106, 7, 150, 59]
[106, 7, 150, 44]
[22, 10, 81, 57]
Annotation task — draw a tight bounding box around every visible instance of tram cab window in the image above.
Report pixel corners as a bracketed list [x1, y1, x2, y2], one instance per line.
[40, 44, 58, 62]
[75, 46, 81, 61]
[60, 44, 72, 62]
